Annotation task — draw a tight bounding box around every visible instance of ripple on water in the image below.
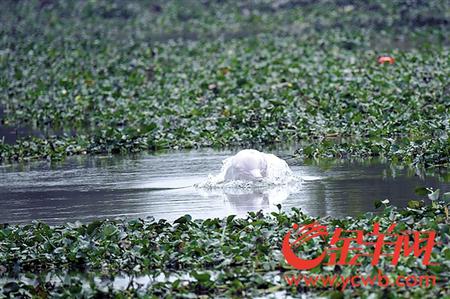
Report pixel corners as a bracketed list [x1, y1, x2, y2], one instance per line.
[0, 149, 448, 224]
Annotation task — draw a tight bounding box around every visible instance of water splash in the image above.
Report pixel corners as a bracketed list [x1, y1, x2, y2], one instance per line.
[195, 151, 300, 210]
[196, 151, 301, 189]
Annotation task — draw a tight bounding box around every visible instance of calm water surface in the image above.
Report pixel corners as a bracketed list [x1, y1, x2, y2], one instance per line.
[0, 149, 448, 224]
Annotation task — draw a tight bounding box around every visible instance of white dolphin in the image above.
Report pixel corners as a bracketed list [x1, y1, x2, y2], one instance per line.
[224, 149, 268, 181]
[223, 149, 293, 183]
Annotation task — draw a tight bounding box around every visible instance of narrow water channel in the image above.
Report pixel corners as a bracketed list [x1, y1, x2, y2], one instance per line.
[0, 149, 448, 224]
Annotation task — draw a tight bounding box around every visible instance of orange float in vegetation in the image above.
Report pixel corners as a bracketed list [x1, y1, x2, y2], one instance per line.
[378, 56, 395, 64]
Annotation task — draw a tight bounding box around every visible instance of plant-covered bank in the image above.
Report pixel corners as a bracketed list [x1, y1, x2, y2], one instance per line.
[0, 0, 449, 167]
[1, 196, 449, 298]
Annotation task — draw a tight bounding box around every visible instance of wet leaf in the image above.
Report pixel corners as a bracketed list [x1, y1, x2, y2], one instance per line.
[407, 200, 422, 209]
[442, 192, 450, 201]
[414, 187, 429, 196]
[192, 271, 211, 282]
[86, 220, 103, 235]
[174, 215, 192, 224]
[3, 282, 19, 293]
[374, 200, 382, 209]
[428, 189, 440, 201]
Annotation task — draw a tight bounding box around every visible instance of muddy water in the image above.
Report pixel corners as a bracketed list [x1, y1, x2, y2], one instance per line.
[0, 149, 448, 224]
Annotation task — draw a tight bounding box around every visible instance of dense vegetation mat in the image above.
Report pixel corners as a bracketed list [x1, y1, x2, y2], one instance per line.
[0, 198, 449, 298]
[0, 0, 448, 166]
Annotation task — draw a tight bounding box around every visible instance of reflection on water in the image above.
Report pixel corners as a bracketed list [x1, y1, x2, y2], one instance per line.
[0, 149, 448, 224]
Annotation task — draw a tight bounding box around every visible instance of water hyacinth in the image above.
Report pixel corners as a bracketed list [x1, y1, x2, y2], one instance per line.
[0, 200, 449, 297]
[0, 0, 448, 168]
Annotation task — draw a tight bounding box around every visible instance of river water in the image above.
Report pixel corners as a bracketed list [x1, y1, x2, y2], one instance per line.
[0, 149, 448, 224]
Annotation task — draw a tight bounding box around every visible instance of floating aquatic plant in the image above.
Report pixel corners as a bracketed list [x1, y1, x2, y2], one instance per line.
[0, 197, 448, 297]
[0, 0, 448, 169]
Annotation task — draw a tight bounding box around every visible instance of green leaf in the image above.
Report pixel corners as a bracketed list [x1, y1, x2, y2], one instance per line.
[414, 187, 429, 196]
[428, 189, 440, 201]
[407, 200, 422, 209]
[86, 220, 103, 235]
[192, 271, 211, 282]
[3, 282, 19, 293]
[374, 200, 382, 209]
[442, 192, 450, 201]
[226, 215, 236, 224]
[102, 224, 119, 237]
[174, 215, 192, 224]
